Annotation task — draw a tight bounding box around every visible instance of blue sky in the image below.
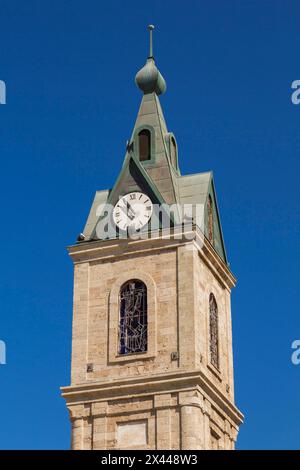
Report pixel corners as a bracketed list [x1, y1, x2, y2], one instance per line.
[0, 0, 299, 449]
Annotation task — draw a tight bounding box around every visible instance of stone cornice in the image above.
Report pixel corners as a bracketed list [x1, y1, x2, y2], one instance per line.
[194, 231, 236, 290]
[61, 368, 244, 427]
[67, 226, 236, 290]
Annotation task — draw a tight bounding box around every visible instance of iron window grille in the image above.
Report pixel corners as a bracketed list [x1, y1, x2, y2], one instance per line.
[209, 293, 219, 369]
[119, 280, 147, 355]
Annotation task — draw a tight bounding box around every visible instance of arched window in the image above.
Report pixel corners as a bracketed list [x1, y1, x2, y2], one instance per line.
[207, 195, 213, 244]
[170, 137, 177, 169]
[119, 280, 147, 354]
[138, 129, 151, 161]
[209, 293, 219, 369]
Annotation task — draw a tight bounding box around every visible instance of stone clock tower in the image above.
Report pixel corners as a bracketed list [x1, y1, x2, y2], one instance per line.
[61, 26, 243, 450]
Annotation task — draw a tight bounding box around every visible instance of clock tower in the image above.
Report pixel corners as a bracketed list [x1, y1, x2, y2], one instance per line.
[61, 25, 243, 450]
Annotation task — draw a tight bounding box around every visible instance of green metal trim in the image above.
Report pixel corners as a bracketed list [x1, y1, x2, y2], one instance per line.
[205, 173, 228, 264]
[166, 132, 180, 175]
[89, 154, 176, 240]
[153, 94, 180, 205]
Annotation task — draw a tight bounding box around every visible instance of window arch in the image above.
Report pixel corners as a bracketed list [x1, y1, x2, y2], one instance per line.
[170, 136, 177, 169]
[209, 293, 219, 369]
[207, 194, 213, 244]
[138, 129, 151, 161]
[119, 279, 147, 355]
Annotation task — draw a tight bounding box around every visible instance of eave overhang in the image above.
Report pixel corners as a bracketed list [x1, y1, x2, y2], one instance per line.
[67, 225, 236, 291]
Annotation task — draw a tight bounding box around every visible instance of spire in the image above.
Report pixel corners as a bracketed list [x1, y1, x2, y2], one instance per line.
[148, 24, 154, 58]
[135, 25, 166, 96]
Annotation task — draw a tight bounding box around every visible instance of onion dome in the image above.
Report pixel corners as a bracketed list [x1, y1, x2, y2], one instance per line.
[135, 25, 167, 96]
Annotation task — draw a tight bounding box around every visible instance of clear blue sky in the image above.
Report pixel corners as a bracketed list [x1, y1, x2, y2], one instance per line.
[0, 0, 299, 450]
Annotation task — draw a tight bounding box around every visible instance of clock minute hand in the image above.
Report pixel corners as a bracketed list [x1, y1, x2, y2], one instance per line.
[119, 203, 134, 221]
[125, 201, 136, 218]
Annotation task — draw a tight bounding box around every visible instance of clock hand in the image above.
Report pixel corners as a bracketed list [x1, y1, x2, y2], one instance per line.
[119, 204, 135, 221]
[125, 201, 136, 218]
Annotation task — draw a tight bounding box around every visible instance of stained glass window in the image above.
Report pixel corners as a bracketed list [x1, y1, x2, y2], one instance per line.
[209, 293, 219, 369]
[119, 280, 147, 355]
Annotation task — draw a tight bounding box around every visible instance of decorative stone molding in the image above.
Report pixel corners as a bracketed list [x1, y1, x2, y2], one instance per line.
[68, 404, 91, 421]
[68, 405, 92, 450]
[91, 401, 108, 417]
[67, 227, 236, 291]
[62, 369, 243, 428]
[154, 393, 172, 409]
[179, 390, 204, 409]
[202, 397, 212, 417]
[108, 270, 157, 363]
[179, 391, 206, 450]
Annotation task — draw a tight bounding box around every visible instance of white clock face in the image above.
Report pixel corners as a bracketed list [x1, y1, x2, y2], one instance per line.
[113, 192, 153, 231]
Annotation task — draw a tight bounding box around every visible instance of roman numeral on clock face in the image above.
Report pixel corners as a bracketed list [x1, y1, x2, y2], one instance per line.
[113, 192, 153, 231]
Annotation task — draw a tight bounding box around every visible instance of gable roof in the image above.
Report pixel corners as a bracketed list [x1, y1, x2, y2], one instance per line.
[178, 171, 227, 262]
[83, 189, 110, 240]
[82, 169, 227, 264]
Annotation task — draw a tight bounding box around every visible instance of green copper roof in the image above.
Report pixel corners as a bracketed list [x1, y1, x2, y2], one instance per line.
[80, 25, 228, 265]
[135, 58, 166, 96]
[128, 92, 180, 205]
[178, 172, 227, 262]
[83, 170, 227, 264]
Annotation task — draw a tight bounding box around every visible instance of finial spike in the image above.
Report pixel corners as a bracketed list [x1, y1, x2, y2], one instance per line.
[148, 24, 154, 58]
[135, 25, 166, 95]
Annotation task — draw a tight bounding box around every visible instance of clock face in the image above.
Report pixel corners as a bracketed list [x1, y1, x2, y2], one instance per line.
[113, 192, 153, 231]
